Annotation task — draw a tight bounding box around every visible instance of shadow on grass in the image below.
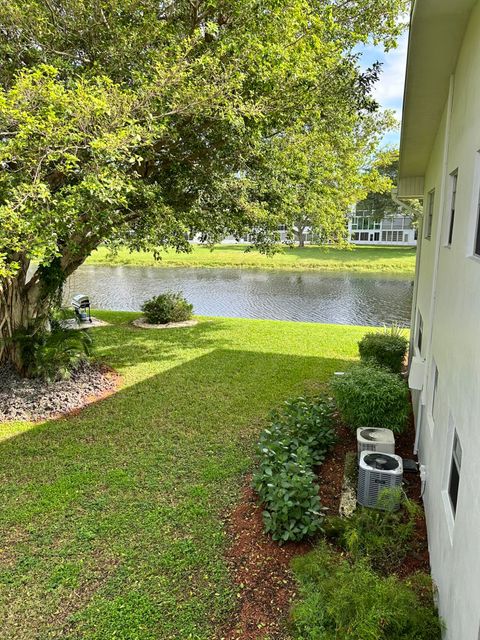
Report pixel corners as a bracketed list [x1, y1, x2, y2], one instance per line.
[0, 347, 352, 640]
[91, 316, 232, 368]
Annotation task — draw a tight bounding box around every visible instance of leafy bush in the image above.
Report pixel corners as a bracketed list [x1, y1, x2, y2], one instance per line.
[331, 363, 410, 433]
[261, 461, 325, 542]
[359, 330, 408, 373]
[141, 291, 193, 324]
[291, 541, 443, 640]
[11, 325, 93, 381]
[253, 396, 336, 542]
[324, 489, 421, 574]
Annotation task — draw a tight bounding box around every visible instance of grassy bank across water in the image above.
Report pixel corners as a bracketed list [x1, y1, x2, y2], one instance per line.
[0, 313, 367, 640]
[86, 244, 416, 275]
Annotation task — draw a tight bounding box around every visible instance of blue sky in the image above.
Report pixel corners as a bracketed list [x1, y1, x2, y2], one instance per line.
[357, 30, 409, 149]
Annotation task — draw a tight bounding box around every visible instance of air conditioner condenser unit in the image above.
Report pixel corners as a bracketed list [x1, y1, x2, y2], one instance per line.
[357, 451, 403, 510]
[357, 428, 395, 455]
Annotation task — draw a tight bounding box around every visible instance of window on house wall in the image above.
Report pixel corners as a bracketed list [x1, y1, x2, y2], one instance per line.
[416, 311, 423, 355]
[446, 170, 458, 246]
[448, 432, 462, 516]
[425, 189, 435, 239]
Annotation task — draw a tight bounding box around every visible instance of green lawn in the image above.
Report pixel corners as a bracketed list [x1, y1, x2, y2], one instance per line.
[86, 244, 416, 275]
[0, 313, 368, 640]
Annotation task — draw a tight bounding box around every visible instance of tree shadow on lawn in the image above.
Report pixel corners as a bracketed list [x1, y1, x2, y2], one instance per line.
[0, 348, 352, 640]
[91, 316, 233, 369]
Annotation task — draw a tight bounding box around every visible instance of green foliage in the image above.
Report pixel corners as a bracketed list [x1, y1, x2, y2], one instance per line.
[324, 490, 422, 574]
[358, 330, 408, 373]
[291, 541, 443, 640]
[332, 363, 410, 433]
[141, 291, 193, 324]
[253, 396, 336, 542]
[11, 325, 93, 381]
[0, 0, 409, 370]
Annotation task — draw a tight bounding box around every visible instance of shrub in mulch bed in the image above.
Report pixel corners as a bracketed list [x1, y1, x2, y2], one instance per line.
[219, 398, 433, 640]
[290, 541, 443, 640]
[331, 362, 410, 434]
[252, 396, 337, 543]
[358, 329, 408, 373]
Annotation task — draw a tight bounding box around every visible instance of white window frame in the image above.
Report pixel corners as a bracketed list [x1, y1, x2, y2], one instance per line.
[425, 189, 435, 240]
[445, 170, 458, 247]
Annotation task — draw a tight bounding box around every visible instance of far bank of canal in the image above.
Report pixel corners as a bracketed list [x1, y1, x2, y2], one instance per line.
[64, 265, 413, 326]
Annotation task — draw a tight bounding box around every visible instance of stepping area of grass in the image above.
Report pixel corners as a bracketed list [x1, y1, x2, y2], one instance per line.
[86, 244, 416, 275]
[0, 313, 367, 639]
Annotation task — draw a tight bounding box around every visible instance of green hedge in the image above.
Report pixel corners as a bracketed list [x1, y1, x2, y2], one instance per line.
[253, 396, 336, 542]
[359, 331, 408, 373]
[331, 363, 410, 434]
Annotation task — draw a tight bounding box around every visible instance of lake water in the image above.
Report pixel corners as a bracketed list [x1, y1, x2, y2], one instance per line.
[63, 265, 413, 327]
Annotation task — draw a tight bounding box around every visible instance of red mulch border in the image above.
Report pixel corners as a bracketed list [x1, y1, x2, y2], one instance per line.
[219, 402, 430, 640]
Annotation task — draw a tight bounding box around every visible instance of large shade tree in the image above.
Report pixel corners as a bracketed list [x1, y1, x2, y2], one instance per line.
[0, 0, 408, 370]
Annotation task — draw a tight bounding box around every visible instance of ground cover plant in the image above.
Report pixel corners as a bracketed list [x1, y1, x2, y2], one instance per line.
[332, 362, 410, 433]
[87, 244, 417, 275]
[359, 328, 408, 372]
[253, 396, 337, 542]
[141, 291, 193, 324]
[324, 489, 422, 574]
[0, 313, 366, 639]
[290, 541, 443, 640]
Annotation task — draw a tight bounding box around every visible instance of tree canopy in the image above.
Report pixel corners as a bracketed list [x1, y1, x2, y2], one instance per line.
[0, 0, 409, 366]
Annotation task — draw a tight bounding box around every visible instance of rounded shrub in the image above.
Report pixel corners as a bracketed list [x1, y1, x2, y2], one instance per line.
[331, 363, 410, 434]
[358, 331, 408, 373]
[141, 291, 193, 324]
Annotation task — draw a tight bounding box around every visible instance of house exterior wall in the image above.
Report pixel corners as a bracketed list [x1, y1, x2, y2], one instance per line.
[409, 3, 480, 638]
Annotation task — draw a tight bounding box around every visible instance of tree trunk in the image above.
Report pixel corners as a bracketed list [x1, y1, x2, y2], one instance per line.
[0, 271, 48, 373]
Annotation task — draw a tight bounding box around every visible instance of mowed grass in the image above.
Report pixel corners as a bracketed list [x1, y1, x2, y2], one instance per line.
[0, 313, 368, 640]
[86, 244, 416, 275]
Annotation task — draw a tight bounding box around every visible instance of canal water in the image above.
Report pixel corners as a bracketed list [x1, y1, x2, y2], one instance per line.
[63, 265, 413, 327]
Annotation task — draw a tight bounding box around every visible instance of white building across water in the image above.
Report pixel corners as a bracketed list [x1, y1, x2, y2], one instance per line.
[347, 209, 417, 246]
[399, 1, 480, 638]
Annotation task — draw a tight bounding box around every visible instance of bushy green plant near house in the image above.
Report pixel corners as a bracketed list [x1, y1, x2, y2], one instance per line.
[290, 541, 443, 640]
[359, 330, 408, 373]
[324, 489, 421, 574]
[253, 396, 336, 542]
[9, 324, 93, 381]
[141, 291, 193, 324]
[261, 461, 324, 542]
[331, 363, 410, 433]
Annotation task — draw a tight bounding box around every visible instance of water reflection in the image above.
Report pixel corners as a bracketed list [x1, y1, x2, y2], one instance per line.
[64, 265, 413, 326]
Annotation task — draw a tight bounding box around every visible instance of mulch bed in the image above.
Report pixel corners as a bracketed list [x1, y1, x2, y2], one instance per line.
[219, 403, 430, 640]
[0, 362, 121, 422]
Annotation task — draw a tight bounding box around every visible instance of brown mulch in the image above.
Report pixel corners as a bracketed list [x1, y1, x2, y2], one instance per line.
[219, 397, 430, 639]
[219, 478, 313, 640]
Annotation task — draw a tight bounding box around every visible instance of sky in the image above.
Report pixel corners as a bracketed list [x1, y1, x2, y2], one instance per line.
[357, 30, 409, 149]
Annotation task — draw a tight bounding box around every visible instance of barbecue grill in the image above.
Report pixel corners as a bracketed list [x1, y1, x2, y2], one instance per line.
[71, 294, 92, 323]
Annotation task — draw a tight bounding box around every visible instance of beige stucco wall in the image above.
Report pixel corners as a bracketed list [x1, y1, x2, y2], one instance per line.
[412, 2, 480, 638]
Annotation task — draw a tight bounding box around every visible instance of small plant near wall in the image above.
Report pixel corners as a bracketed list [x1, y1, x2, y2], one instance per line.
[331, 363, 410, 434]
[141, 291, 193, 324]
[290, 541, 443, 640]
[253, 396, 336, 542]
[358, 327, 408, 373]
[324, 488, 422, 575]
